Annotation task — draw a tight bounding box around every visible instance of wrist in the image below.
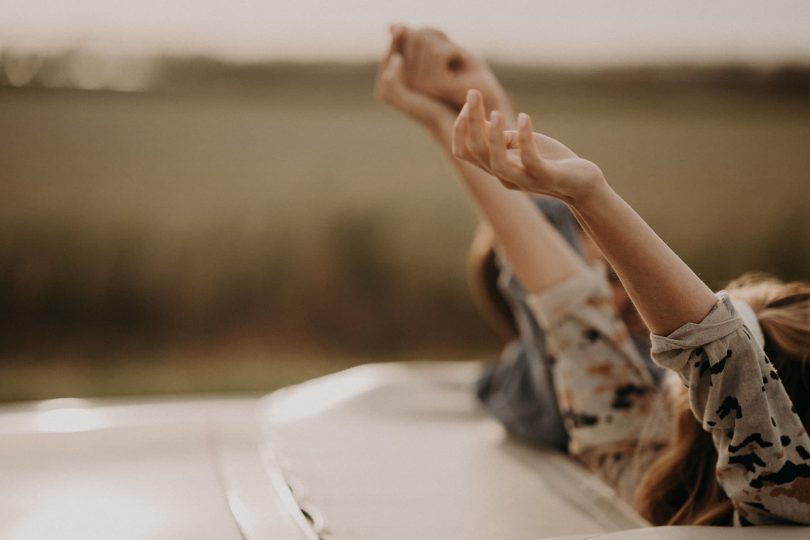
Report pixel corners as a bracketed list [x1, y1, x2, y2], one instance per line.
[571, 173, 612, 216]
[427, 115, 455, 148]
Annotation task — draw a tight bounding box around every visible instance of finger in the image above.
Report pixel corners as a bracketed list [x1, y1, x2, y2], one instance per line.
[466, 89, 491, 167]
[487, 111, 530, 184]
[419, 35, 453, 84]
[452, 103, 475, 163]
[377, 52, 400, 96]
[388, 25, 407, 56]
[451, 103, 469, 160]
[517, 113, 547, 177]
[503, 130, 520, 149]
[487, 111, 511, 172]
[389, 53, 408, 86]
[409, 29, 448, 92]
[414, 34, 433, 88]
[404, 31, 424, 84]
[378, 25, 407, 74]
[377, 53, 409, 103]
[425, 27, 449, 41]
[378, 53, 451, 124]
[375, 26, 408, 98]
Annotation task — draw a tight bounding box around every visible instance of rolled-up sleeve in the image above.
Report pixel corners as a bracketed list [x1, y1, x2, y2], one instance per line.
[651, 292, 810, 525]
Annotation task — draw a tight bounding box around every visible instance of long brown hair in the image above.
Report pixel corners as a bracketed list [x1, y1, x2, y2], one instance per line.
[635, 273, 810, 526]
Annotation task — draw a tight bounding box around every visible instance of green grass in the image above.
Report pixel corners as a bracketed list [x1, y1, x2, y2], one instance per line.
[0, 338, 490, 402]
[0, 348, 392, 403]
[1, 64, 809, 401]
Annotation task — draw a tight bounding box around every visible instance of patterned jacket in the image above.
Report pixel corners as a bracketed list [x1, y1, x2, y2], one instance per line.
[476, 198, 661, 449]
[527, 266, 810, 525]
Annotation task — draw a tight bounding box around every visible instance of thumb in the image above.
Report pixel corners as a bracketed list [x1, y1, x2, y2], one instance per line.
[377, 53, 412, 103]
[384, 53, 419, 99]
[389, 53, 405, 79]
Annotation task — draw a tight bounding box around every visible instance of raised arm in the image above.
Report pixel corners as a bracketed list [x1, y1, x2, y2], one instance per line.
[452, 94, 716, 334]
[453, 95, 810, 524]
[375, 28, 584, 293]
[449, 92, 671, 498]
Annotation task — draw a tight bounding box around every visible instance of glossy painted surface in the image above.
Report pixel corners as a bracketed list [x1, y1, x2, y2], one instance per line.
[260, 362, 810, 539]
[3, 363, 806, 539]
[0, 396, 312, 540]
[261, 361, 648, 539]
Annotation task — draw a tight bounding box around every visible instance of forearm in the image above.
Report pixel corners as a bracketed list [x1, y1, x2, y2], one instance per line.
[449, 96, 717, 334]
[573, 180, 717, 335]
[431, 118, 585, 293]
[376, 28, 580, 293]
[462, 164, 585, 294]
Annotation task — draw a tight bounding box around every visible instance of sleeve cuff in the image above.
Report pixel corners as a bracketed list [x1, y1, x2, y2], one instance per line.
[650, 292, 745, 370]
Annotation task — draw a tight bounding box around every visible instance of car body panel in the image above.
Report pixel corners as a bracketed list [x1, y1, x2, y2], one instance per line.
[1, 362, 808, 539]
[260, 361, 648, 539]
[0, 397, 312, 540]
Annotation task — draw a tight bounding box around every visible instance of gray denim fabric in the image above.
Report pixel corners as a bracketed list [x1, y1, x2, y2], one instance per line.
[475, 198, 662, 450]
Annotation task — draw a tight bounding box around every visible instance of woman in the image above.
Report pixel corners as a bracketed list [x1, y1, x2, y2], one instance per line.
[375, 25, 658, 450]
[452, 88, 810, 525]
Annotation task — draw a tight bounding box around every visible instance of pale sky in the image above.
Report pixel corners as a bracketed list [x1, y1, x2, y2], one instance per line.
[1, 0, 810, 66]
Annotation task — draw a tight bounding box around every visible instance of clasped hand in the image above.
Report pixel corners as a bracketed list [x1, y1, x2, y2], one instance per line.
[374, 25, 511, 137]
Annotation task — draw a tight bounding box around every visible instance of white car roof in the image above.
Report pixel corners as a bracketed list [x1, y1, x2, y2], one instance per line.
[2, 362, 808, 539]
[260, 361, 647, 539]
[259, 361, 810, 539]
[0, 396, 311, 540]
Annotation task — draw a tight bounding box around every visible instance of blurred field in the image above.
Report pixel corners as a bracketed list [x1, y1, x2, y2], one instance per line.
[1, 62, 809, 401]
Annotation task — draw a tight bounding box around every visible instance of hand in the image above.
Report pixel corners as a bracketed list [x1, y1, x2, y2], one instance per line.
[452, 89, 605, 205]
[395, 26, 511, 117]
[374, 26, 457, 136]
